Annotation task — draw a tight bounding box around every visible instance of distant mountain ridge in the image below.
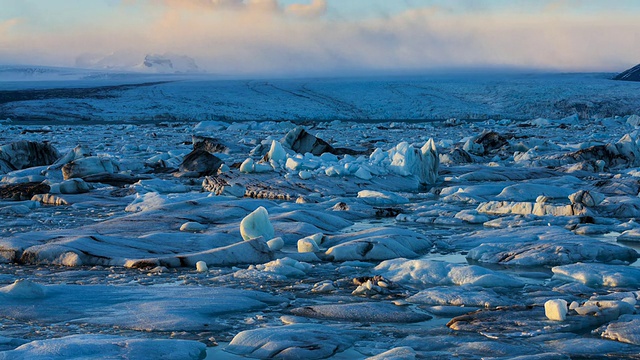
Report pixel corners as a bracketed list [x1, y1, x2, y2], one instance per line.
[136, 54, 202, 74]
[614, 64, 640, 81]
[75, 52, 203, 74]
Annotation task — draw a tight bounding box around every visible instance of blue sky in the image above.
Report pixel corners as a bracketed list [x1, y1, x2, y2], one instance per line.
[1, 0, 640, 75]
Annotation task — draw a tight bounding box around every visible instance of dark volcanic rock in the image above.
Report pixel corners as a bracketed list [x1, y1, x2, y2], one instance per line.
[282, 126, 335, 156]
[178, 149, 223, 177]
[0, 182, 50, 201]
[82, 173, 144, 187]
[0, 141, 60, 171]
[614, 64, 640, 82]
[475, 131, 508, 154]
[282, 126, 368, 156]
[192, 135, 228, 153]
[562, 144, 628, 169]
[443, 148, 473, 164]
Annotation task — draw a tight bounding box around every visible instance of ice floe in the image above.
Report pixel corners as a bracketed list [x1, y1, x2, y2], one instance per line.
[0, 335, 207, 360]
[552, 263, 640, 287]
[375, 258, 524, 288]
[226, 324, 353, 359]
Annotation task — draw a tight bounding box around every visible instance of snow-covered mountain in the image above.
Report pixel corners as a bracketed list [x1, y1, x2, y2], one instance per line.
[75, 52, 203, 74]
[135, 54, 202, 74]
[614, 63, 640, 81]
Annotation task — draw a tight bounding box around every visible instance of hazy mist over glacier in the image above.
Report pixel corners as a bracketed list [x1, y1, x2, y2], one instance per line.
[1, 0, 640, 76]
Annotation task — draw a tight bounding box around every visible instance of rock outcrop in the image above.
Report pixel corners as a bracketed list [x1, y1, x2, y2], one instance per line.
[614, 64, 640, 82]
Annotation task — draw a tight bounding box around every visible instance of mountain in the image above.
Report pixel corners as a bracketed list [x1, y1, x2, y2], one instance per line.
[135, 54, 202, 74]
[614, 63, 640, 81]
[75, 52, 203, 74]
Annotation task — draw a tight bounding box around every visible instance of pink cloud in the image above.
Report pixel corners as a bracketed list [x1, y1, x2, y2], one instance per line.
[2, 5, 640, 74]
[285, 0, 327, 18]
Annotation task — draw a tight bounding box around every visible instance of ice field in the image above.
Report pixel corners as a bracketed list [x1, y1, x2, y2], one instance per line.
[0, 69, 640, 359]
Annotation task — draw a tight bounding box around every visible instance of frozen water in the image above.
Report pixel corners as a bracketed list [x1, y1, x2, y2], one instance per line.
[1, 72, 640, 359]
[240, 206, 275, 241]
[545, 299, 568, 321]
[552, 263, 640, 287]
[0, 335, 206, 360]
[226, 324, 353, 359]
[375, 258, 524, 288]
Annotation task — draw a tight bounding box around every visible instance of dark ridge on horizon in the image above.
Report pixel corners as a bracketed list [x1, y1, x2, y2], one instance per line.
[0, 81, 174, 105]
[615, 63, 640, 82]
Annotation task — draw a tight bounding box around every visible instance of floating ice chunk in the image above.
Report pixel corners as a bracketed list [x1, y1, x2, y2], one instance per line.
[1, 174, 46, 185]
[297, 237, 320, 253]
[376, 258, 523, 288]
[267, 237, 284, 251]
[285, 157, 302, 171]
[627, 114, 640, 127]
[47, 178, 91, 194]
[0, 280, 46, 299]
[61, 156, 119, 180]
[477, 200, 590, 217]
[311, 280, 335, 293]
[387, 139, 439, 185]
[195, 260, 208, 272]
[358, 190, 409, 206]
[267, 140, 286, 164]
[126, 237, 273, 269]
[369, 148, 387, 165]
[355, 166, 373, 180]
[568, 190, 604, 207]
[325, 227, 432, 261]
[319, 153, 338, 163]
[260, 257, 310, 276]
[193, 120, 228, 132]
[552, 263, 640, 287]
[618, 228, 640, 242]
[253, 162, 273, 173]
[0, 334, 207, 360]
[454, 210, 489, 224]
[496, 183, 575, 202]
[291, 302, 432, 323]
[125, 192, 169, 212]
[545, 299, 568, 321]
[325, 165, 345, 177]
[56, 252, 82, 267]
[368, 346, 417, 360]
[599, 314, 640, 345]
[408, 285, 510, 307]
[616, 133, 640, 167]
[463, 138, 484, 155]
[133, 178, 188, 194]
[574, 304, 599, 315]
[468, 238, 638, 266]
[239, 158, 255, 173]
[180, 222, 207, 232]
[240, 206, 275, 241]
[226, 324, 353, 359]
[233, 258, 311, 281]
[50, 145, 90, 169]
[298, 170, 313, 180]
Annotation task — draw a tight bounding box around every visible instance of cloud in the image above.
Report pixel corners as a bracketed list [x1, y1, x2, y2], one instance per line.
[2, 4, 640, 75]
[0, 18, 21, 37]
[285, 0, 327, 18]
[146, 0, 281, 13]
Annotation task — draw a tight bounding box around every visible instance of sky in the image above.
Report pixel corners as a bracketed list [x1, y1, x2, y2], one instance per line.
[1, 0, 640, 76]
